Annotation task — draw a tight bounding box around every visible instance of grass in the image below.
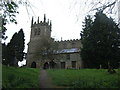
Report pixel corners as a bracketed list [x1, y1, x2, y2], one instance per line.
[47, 69, 120, 88]
[2, 65, 120, 88]
[2, 65, 40, 88]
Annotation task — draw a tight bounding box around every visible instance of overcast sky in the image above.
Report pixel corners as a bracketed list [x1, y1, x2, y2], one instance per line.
[5, 0, 119, 53]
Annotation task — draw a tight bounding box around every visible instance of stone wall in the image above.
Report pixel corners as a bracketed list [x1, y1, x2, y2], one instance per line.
[55, 39, 81, 49]
[54, 52, 82, 69]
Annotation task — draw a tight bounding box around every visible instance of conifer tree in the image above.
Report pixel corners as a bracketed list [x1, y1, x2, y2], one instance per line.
[17, 29, 25, 62]
[81, 11, 120, 68]
[80, 15, 93, 68]
[7, 32, 18, 66]
[3, 29, 25, 66]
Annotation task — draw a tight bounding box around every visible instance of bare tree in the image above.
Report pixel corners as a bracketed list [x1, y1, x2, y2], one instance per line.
[69, 0, 119, 22]
[33, 37, 58, 61]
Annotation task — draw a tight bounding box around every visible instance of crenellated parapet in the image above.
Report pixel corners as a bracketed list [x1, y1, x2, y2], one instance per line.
[30, 14, 52, 39]
[55, 39, 81, 49]
[55, 39, 80, 43]
[31, 14, 52, 28]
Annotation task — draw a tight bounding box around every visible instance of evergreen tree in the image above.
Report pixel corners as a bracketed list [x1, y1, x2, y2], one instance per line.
[81, 12, 120, 68]
[80, 15, 93, 68]
[3, 29, 25, 66]
[16, 29, 25, 62]
[7, 32, 18, 66]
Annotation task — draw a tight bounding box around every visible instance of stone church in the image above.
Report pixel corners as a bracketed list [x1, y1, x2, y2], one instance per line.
[26, 14, 83, 69]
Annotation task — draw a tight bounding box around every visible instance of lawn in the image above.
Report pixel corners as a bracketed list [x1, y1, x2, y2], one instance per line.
[47, 69, 120, 88]
[2, 65, 120, 88]
[2, 65, 40, 88]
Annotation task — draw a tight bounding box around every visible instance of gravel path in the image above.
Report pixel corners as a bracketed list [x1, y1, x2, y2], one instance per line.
[39, 69, 54, 88]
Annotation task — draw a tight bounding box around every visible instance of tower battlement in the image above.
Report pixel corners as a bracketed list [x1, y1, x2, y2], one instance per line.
[55, 39, 80, 43]
[30, 14, 52, 38]
[55, 39, 81, 50]
[31, 14, 52, 28]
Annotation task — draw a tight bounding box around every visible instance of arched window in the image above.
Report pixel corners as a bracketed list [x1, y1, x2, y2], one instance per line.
[49, 60, 56, 69]
[43, 62, 49, 69]
[38, 29, 41, 35]
[34, 29, 37, 36]
[31, 61, 36, 68]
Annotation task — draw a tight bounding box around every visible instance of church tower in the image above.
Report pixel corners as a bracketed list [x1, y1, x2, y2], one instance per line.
[27, 14, 52, 68]
[30, 14, 52, 39]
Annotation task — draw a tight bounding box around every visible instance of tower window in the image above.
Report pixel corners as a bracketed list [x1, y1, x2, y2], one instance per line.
[38, 30, 40, 35]
[34, 30, 37, 36]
